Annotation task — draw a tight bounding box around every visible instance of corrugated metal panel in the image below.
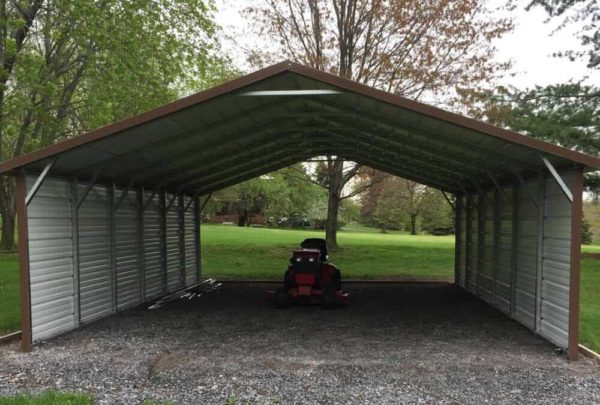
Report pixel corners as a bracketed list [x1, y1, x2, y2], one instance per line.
[165, 193, 182, 292]
[479, 191, 494, 303]
[26, 176, 76, 342]
[184, 196, 198, 286]
[78, 184, 112, 323]
[514, 178, 539, 330]
[465, 194, 478, 294]
[115, 189, 141, 310]
[456, 196, 465, 287]
[493, 186, 513, 314]
[539, 170, 572, 348]
[144, 191, 163, 299]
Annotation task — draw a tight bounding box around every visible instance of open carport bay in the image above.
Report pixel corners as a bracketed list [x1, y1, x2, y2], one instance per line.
[1, 282, 599, 404]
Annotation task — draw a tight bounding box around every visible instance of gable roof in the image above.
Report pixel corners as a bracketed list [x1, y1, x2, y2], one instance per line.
[1, 60, 598, 194]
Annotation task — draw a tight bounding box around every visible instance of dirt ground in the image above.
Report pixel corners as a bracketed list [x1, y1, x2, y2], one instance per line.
[1, 282, 599, 404]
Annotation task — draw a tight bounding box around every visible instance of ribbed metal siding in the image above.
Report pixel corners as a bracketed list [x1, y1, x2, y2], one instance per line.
[26, 176, 76, 342]
[184, 196, 198, 286]
[144, 192, 163, 299]
[494, 186, 513, 314]
[115, 190, 141, 310]
[165, 193, 181, 292]
[514, 178, 539, 330]
[465, 194, 478, 294]
[479, 191, 494, 303]
[78, 184, 112, 323]
[456, 196, 466, 287]
[539, 170, 572, 348]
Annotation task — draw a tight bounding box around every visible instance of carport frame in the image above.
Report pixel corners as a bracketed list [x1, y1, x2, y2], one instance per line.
[1, 61, 597, 360]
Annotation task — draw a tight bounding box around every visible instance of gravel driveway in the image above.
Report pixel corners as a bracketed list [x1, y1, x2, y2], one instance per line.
[1, 282, 599, 404]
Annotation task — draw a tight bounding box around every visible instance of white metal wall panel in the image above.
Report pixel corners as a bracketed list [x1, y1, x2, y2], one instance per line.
[456, 196, 466, 287]
[539, 170, 572, 348]
[493, 186, 513, 314]
[465, 194, 478, 294]
[115, 190, 140, 310]
[165, 194, 181, 292]
[144, 192, 163, 299]
[479, 192, 494, 303]
[78, 185, 112, 323]
[514, 178, 539, 330]
[26, 176, 76, 342]
[184, 196, 198, 286]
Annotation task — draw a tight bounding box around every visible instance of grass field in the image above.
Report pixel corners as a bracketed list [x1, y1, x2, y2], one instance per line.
[202, 225, 454, 280]
[0, 390, 92, 404]
[0, 254, 18, 335]
[0, 224, 598, 353]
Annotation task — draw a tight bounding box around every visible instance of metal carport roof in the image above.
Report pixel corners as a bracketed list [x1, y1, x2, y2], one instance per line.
[1, 60, 599, 190]
[5, 61, 600, 361]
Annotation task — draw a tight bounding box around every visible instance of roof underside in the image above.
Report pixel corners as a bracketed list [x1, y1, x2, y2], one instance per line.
[2, 61, 599, 195]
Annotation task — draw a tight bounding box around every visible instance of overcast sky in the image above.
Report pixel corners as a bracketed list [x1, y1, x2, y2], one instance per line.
[214, 1, 599, 90]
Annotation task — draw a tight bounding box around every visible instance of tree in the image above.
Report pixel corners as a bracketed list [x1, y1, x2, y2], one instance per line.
[0, 0, 231, 250]
[461, 83, 600, 155]
[526, 0, 600, 69]
[244, 0, 513, 248]
[371, 176, 448, 234]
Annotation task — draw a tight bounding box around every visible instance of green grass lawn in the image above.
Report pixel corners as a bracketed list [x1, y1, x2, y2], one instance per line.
[202, 224, 454, 279]
[0, 253, 19, 335]
[0, 391, 92, 405]
[0, 224, 598, 355]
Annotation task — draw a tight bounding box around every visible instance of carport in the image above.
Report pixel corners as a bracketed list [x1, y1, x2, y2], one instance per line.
[1, 61, 598, 360]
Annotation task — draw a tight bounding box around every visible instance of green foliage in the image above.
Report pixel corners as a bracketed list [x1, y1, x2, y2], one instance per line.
[207, 164, 326, 226]
[582, 216, 594, 245]
[2, 0, 233, 156]
[0, 390, 92, 405]
[463, 83, 600, 155]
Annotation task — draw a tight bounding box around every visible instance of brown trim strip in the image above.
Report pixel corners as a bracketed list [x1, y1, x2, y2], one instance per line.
[15, 171, 32, 352]
[579, 344, 600, 362]
[569, 167, 583, 361]
[0, 331, 21, 344]
[0, 61, 600, 175]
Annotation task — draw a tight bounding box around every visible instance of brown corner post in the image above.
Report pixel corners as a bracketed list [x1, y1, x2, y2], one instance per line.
[15, 171, 32, 352]
[568, 166, 584, 361]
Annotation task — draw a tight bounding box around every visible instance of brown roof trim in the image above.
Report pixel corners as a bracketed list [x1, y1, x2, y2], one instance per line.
[0, 61, 293, 174]
[285, 62, 600, 170]
[1, 60, 600, 174]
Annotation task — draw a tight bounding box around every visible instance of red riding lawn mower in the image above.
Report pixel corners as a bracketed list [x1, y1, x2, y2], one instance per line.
[267, 238, 349, 309]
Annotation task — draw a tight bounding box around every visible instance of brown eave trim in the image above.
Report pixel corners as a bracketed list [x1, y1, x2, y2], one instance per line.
[2, 60, 600, 174]
[0, 61, 293, 174]
[285, 62, 600, 170]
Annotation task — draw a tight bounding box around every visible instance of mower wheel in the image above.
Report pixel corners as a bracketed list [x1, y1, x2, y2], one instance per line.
[322, 287, 336, 309]
[274, 288, 289, 309]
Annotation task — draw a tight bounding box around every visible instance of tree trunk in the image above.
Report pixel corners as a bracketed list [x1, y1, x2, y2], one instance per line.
[0, 178, 15, 251]
[325, 191, 340, 249]
[410, 214, 417, 235]
[1, 208, 15, 251]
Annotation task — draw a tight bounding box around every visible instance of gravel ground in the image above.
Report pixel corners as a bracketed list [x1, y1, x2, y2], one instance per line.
[1, 282, 599, 404]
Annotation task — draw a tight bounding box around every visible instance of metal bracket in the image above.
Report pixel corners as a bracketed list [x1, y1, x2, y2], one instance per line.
[510, 165, 540, 208]
[541, 156, 573, 203]
[25, 157, 58, 206]
[165, 192, 179, 212]
[76, 170, 101, 209]
[486, 170, 508, 202]
[468, 177, 494, 206]
[456, 182, 479, 210]
[114, 179, 135, 210]
[142, 188, 158, 212]
[441, 191, 455, 211]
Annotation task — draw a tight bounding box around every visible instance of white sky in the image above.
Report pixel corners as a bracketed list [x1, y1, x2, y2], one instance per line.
[214, 0, 600, 89]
